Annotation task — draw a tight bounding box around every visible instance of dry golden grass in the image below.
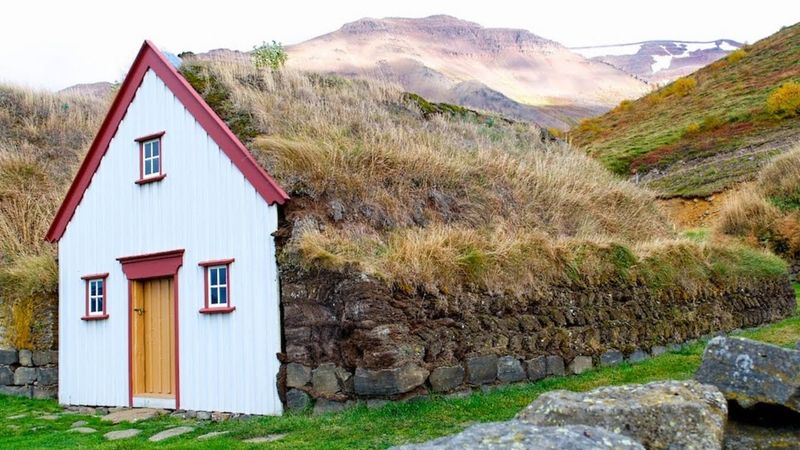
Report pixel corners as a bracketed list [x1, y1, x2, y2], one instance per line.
[181, 59, 787, 296]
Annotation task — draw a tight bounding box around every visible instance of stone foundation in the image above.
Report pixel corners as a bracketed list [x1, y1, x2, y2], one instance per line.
[0, 348, 58, 399]
[278, 269, 796, 411]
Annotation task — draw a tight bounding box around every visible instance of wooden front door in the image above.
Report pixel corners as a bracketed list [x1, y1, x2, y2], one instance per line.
[131, 277, 175, 404]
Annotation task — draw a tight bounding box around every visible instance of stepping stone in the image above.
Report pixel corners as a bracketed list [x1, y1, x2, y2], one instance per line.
[149, 426, 194, 442]
[197, 431, 231, 440]
[243, 433, 287, 443]
[69, 427, 97, 434]
[8, 414, 27, 420]
[71, 420, 88, 428]
[104, 429, 142, 440]
[102, 408, 161, 424]
[40, 414, 60, 420]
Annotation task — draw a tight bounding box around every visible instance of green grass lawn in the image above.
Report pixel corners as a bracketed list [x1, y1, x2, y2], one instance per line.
[2, 294, 799, 449]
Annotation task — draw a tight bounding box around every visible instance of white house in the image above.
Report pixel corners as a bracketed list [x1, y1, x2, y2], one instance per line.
[45, 41, 289, 415]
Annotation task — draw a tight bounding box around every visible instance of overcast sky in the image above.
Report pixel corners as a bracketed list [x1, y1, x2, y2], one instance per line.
[2, 0, 796, 90]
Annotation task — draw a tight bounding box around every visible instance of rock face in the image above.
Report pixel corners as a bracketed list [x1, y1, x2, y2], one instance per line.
[517, 380, 727, 449]
[391, 421, 644, 449]
[695, 336, 800, 412]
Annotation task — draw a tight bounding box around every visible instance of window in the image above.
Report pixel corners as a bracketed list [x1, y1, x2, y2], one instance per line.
[198, 259, 236, 314]
[81, 273, 109, 320]
[135, 131, 166, 184]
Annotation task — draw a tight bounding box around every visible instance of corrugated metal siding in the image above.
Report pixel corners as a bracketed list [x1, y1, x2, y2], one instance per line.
[58, 70, 283, 415]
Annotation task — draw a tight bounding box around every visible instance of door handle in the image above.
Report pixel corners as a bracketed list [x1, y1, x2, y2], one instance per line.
[133, 308, 145, 316]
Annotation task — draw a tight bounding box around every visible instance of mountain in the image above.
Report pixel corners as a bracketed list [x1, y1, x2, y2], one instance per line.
[572, 39, 742, 85]
[570, 23, 800, 198]
[58, 81, 115, 98]
[283, 15, 648, 128]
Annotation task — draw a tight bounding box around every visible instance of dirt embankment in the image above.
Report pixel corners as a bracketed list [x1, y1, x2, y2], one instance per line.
[658, 189, 739, 229]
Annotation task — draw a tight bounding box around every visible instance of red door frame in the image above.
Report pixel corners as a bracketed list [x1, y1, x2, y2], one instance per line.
[117, 249, 184, 408]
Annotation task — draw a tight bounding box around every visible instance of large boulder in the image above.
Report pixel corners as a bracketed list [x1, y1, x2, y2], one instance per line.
[695, 336, 800, 412]
[517, 380, 727, 449]
[391, 421, 644, 449]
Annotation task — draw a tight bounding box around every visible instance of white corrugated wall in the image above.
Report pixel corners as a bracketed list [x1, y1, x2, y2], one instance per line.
[58, 69, 283, 415]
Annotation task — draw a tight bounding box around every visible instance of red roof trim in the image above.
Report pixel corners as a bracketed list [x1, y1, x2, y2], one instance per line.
[45, 40, 288, 242]
[134, 130, 166, 142]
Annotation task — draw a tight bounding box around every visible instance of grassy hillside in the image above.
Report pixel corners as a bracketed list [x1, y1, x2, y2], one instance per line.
[0, 84, 107, 349]
[179, 58, 785, 300]
[571, 23, 800, 198]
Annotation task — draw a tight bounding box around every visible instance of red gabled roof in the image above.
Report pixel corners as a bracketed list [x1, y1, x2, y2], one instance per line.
[45, 40, 289, 243]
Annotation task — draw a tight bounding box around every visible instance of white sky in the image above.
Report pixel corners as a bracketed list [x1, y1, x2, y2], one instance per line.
[1, 0, 796, 90]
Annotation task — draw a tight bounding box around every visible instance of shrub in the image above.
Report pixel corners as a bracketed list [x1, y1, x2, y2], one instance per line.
[716, 189, 779, 238]
[613, 100, 633, 113]
[756, 145, 800, 209]
[683, 122, 701, 136]
[664, 77, 697, 97]
[251, 40, 288, 70]
[700, 115, 725, 132]
[766, 81, 800, 117]
[574, 117, 605, 136]
[726, 49, 747, 64]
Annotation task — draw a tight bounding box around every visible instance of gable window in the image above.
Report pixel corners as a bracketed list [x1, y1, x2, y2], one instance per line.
[135, 131, 166, 184]
[198, 259, 236, 314]
[81, 273, 109, 320]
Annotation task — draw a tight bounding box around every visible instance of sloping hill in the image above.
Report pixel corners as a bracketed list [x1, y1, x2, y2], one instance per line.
[572, 39, 742, 85]
[284, 15, 648, 129]
[571, 23, 800, 198]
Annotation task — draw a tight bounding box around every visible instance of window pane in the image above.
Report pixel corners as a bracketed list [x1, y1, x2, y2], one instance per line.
[152, 140, 159, 156]
[90, 298, 97, 313]
[97, 297, 103, 312]
[219, 267, 227, 285]
[97, 280, 103, 296]
[210, 287, 218, 304]
[144, 143, 152, 158]
[145, 159, 152, 175]
[219, 287, 227, 304]
[152, 157, 160, 173]
[210, 268, 218, 286]
[90, 281, 96, 296]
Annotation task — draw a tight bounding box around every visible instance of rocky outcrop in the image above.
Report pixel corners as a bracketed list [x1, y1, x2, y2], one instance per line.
[695, 336, 800, 412]
[517, 380, 728, 449]
[391, 422, 644, 450]
[0, 348, 58, 399]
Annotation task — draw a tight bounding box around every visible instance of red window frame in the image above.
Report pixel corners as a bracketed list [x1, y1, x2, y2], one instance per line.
[81, 273, 109, 320]
[135, 131, 166, 184]
[198, 258, 236, 314]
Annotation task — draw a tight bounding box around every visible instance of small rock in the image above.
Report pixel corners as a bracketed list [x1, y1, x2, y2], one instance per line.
[197, 431, 230, 440]
[149, 426, 194, 442]
[696, 336, 800, 413]
[600, 350, 623, 367]
[286, 363, 311, 388]
[545, 356, 565, 377]
[95, 407, 109, 416]
[312, 363, 341, 395]
[390, 422, 644, 449]
[102, 408, 161, 424]
[0, 349, 18, 365]
[184, 410, 197, 419]
[313, 398, 348, 415]
[285, 389, 311, 412]
[568, 356, 592, 375]
[69, 427, 97, 434]
[518, 380, 727, 449]
[627, 349, 649, 363]
[31, 351, 52, 366]
[667, 343, 682, 352]
[650, 346, 668, 357]
[33, 387, 57, 399]
[211, 412, 231, 422]
[466, 355, 498, 385]
[13, 367, 37, 385]
[444, 389, 472, 400]
[18, 350, 33, 367]
[196, 411, 212, 420]
[37, 368, 58, 386]
[429, 365, 465, 392]
[104, 429, 142, 440]
[496, 356, 526, 383]
[0, 366, 13, 385]
[354, 364, 429, 396]
[523, 357, 545, 382]
[243, 433, 287, 443]
[71, 420, 88, 428]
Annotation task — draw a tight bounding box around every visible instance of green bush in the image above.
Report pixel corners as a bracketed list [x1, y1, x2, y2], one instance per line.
[251, 40, 288, 70]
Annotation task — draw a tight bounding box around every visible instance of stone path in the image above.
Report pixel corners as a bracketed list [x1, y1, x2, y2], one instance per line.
[7, 414, 27, 420]
[71, 420, 88, 428]
[104, 429, 142, 440]
[243, 433, 287, 443]
[69, 427, 97, 434]
[40, 414, 60, 420]
[197, 431, 231, 440]
[102, 408, 162, 424]
[149, 426, 194, 442]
